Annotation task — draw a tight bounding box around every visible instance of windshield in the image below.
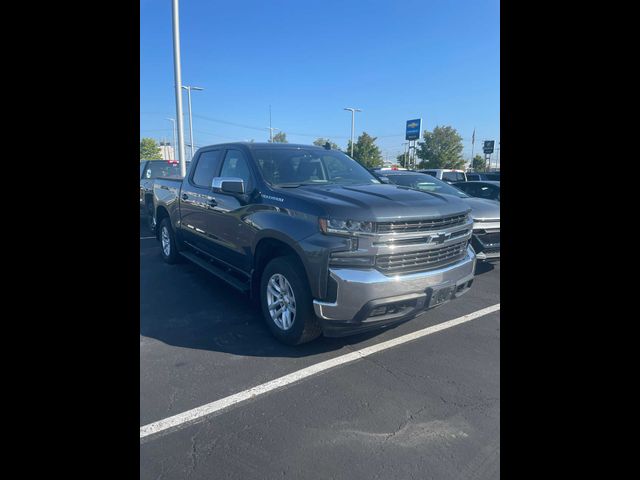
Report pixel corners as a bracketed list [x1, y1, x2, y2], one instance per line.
[252, 148, 381, 187]
[386, 173, 469, 198]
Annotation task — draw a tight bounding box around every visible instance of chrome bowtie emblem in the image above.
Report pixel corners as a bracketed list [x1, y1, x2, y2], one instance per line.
[429, 232, 452, 244]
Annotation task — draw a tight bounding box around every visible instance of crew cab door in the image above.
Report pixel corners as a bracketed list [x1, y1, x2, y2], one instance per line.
[178, 148, 223, 251]
[202, 148, 257, 272]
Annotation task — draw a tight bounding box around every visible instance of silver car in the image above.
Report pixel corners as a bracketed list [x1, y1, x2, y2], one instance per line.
[380, 171, 500, 261]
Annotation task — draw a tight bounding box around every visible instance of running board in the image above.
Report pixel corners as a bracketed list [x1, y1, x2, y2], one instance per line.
[179, 250, 250, 293]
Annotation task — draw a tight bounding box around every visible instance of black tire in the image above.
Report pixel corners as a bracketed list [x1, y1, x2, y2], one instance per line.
[159, 217, 180, 264]
[260, 255, 322, 345]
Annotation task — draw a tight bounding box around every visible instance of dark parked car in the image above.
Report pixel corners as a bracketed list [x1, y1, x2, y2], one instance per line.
[453, 181, 500, 202]
[152, 143, 478, 344]
[379, 171, 500, 261]
[140, 159, 188, 232]
[466, 172, 500, 181]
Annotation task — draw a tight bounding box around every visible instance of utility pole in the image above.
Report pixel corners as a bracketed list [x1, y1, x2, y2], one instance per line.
[402, 142, 408, 167]
[167, 118, 177, 160]
[470, 127, 476, 171]
[182, 85, 204, 161]
[171, 0, 187, 177]
[269, 105, 273, 142]
[344, 107, 362, 157]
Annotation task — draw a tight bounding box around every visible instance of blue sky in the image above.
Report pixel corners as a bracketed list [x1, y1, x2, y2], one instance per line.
[140, 0, 500, 162]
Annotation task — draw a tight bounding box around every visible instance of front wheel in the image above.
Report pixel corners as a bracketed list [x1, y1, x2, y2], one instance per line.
[260, 256, 321, 345]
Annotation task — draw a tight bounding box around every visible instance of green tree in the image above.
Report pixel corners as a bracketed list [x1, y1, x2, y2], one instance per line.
[416, 126, 465, 170]
[271, 131, 288, 143]
[346, 132, 383, 168]
[396, 153, 409, 168]
[313, 138, 340, 150]
[140, 138, 162, 160]
[471, 154, 486, 171]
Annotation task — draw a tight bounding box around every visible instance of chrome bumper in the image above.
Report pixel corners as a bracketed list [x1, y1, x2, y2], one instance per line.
[313, 246, 476, 325]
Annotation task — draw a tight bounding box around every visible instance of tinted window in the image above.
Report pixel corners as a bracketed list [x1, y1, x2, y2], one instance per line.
[192, 150, 222, 187]
[442, 172, 465, 182]
[144, 161, 182, 179]
[477, 184, 498, 200]
[422, 171, 437, 177]
[466, 173, 479, 181]
[220, 149, 253, 191]
[486, 173, 500, 181]
[460, 183, 481, 196]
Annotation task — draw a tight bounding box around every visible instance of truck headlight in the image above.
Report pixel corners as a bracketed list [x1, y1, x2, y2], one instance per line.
[319, 218, 375, 235]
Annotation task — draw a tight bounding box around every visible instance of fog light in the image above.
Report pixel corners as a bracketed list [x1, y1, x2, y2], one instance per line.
[370, 306, 387, 317]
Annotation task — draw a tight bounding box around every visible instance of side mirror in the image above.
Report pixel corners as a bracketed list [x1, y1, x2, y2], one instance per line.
[212, 177, 245, 194]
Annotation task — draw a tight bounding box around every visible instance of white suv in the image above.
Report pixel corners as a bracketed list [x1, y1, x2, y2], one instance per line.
[418, 169, 467, 183]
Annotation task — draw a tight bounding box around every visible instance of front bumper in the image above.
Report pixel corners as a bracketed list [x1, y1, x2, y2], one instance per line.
[313, 246, 476, 336]
[471, 220, 500, 261]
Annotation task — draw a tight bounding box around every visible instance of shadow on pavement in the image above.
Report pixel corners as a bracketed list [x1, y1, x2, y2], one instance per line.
[141, 220, 497, 359]
[141, 250, 395, 359]
[475, 261, 496, 275]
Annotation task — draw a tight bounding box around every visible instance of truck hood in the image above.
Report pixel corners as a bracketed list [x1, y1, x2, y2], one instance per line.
[273, 183, 471, 221]
[457, 196, 500, 221]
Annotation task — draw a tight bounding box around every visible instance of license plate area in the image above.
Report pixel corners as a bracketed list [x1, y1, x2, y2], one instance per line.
[427, 285, 455, 308]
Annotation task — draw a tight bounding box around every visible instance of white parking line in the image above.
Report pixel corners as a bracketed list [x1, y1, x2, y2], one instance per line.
[140, 303, 500, 441]
[140, 236, 156, 240]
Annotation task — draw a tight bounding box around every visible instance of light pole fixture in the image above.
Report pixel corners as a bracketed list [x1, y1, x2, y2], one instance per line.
[182, 85, 204, 160]
[166, 118, 177, 160]
[171, 0, 187, 177]
[344, 107, 362, 157]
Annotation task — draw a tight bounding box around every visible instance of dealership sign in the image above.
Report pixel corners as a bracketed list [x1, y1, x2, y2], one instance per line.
[483, 140, 495, 154]
[405, 119, 422, 141]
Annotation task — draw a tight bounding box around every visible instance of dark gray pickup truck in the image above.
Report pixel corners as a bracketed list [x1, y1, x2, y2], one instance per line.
[140, 159, 184, 233]
[152, 143, 477, 344]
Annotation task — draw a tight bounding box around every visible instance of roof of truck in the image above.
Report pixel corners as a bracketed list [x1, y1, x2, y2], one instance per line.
[199, 142, 329, 150]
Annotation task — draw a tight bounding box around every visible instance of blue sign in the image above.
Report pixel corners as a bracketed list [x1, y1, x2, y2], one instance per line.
[406, 118, 422, 141]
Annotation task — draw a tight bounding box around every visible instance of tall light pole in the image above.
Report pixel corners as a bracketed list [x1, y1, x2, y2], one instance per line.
[171, 0, 187, 177]
[182, 85, 204, 160]
[166, 118, 177, 160]
[344, 107, 362, 157]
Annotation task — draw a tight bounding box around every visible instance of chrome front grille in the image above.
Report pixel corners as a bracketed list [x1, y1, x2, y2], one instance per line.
[376, 239, 469, 274]
[376, 213, 468, 233]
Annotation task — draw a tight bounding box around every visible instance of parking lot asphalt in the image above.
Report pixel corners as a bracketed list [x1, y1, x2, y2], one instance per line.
[140, 218, 500, 479]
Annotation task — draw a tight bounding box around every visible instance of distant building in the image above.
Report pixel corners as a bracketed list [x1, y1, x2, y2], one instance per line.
[158, 142, 175, 161]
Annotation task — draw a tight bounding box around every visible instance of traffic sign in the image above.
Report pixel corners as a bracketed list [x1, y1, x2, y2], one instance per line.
[405, 119, 422, 141]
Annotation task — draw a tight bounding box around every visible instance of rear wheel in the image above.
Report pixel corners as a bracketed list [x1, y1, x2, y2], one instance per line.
[260, 256, 321, 345]
[159, 218, 180, 264]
